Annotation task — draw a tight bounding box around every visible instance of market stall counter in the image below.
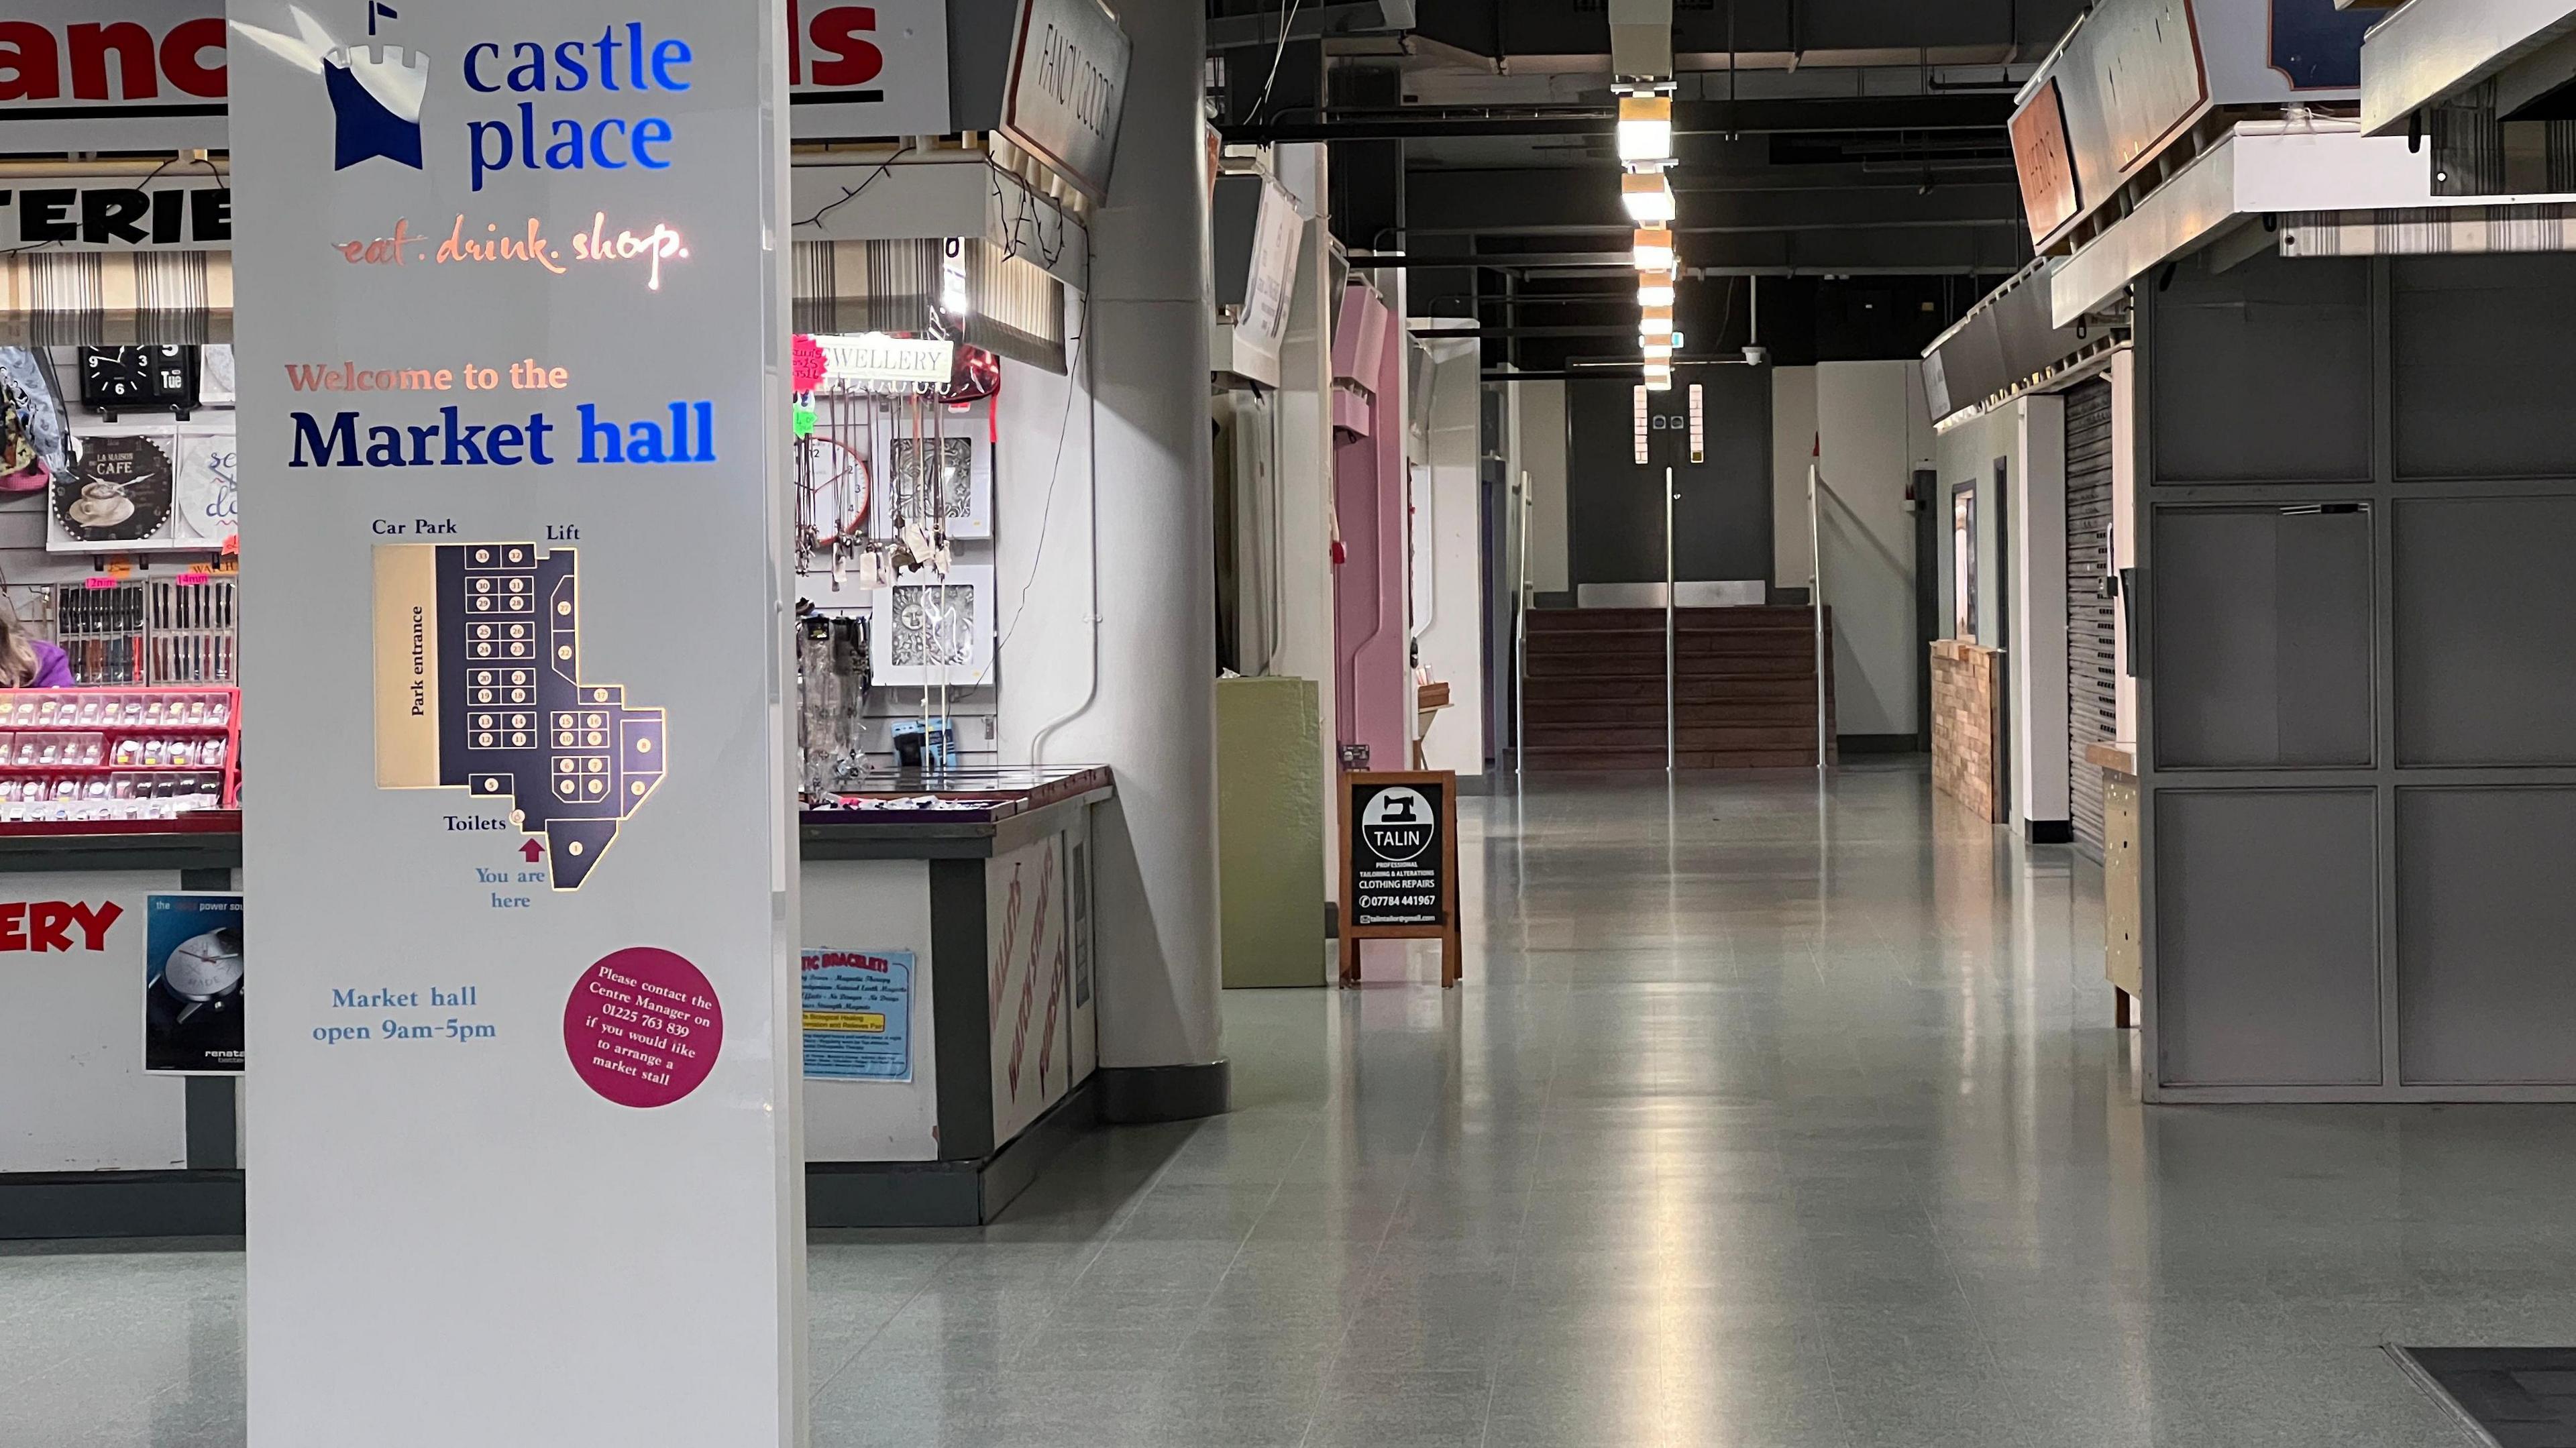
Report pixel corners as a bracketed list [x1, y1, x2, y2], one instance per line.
[0, 758, 1111, 1239]
[799, 765, 1113, 1227]
[0, 807, 244, 1239]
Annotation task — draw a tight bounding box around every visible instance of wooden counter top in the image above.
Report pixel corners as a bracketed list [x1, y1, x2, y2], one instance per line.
[2087, 740, 2139, 778]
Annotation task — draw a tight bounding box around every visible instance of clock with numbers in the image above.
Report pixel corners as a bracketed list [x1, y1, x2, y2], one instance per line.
[77, 346, 199, 417]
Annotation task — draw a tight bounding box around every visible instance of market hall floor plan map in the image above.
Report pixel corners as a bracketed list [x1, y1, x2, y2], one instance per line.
[374, 543, 665, 889]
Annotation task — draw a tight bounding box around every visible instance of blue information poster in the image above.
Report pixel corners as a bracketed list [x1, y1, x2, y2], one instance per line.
[800, 950, 913, 1081]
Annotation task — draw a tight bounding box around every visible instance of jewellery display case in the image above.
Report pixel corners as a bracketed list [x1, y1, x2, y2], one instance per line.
[0, 686, 239, 822]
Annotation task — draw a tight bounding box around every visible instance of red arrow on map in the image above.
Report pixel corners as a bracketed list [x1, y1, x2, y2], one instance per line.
[521, 840, 544, 863]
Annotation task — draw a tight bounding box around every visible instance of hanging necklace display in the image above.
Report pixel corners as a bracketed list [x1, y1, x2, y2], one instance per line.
[790, 334, 830, 575]
[790, 331, 1002, 771]
[0, 373, 48, 494]
[800, 432, 869, 586]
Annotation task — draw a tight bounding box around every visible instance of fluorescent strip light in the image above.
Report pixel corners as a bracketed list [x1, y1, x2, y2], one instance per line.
[1617, 94, 1673, 167]
[1633, 386, 1651, 463]
[1638, 270, 1675, 308]
[1621, 172, 1675, 224]
[1688, 384, 1706, 461]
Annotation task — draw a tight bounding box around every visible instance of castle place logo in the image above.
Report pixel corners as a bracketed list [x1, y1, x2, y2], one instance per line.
[235, 2, 429, 172]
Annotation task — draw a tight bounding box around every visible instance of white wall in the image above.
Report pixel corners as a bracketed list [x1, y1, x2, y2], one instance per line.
[2011, 395, 2069, 832]
[1933, 403, 2021, 649]
[991, 300, 1101, 765]
[1412, 337, 1485, 776]
[1515, 379, 1569, 596]
[2110, 347, 2139, 743]
[1815, 361, 1931, 740]
[1771, 366, 1818, 590]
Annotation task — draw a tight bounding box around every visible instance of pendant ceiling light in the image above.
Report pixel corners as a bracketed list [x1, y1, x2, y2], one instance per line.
[1621, 172, 1676, 224]
[1638, 270, 1676, 308]
[1617, 93, 1674, 168]
[1633, 227, 1674, 272]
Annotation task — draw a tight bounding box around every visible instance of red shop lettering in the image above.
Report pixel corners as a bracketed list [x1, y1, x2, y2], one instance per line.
[0, 20, 228, 103]
[0, 900, 123, 952]
[788, 2, 883, 89]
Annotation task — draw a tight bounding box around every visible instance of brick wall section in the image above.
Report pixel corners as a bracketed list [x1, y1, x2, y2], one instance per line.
[1930, 639, 2007, 823]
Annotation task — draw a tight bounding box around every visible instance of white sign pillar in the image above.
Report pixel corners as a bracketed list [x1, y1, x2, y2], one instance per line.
[229, 0, 802, 1441]
[1049, 0, 1228, 1117]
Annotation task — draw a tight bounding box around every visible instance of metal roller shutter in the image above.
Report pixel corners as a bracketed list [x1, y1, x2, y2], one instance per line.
[2065, 380, 2117, 860]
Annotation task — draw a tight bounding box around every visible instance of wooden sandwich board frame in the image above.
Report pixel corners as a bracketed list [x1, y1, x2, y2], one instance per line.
[1338, 769, 1461, 989]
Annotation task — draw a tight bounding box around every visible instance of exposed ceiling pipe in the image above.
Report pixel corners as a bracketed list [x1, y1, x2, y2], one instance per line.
[1207, 0, 1417, 50]
[1228, 95, 2013, 141]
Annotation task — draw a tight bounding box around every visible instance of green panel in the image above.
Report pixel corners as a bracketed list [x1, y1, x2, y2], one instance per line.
[1217, 677, 1328, 989]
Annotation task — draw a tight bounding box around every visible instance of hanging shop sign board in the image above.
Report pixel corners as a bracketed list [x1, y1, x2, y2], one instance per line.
[999, 0, 1133, 203]
[3, 1, 945, 153]
[2008, 80, 2080, 247]
[2010, 0, 2373, 251]
[229, 0, 798, 1441]
[1340, 770, 1462, 989]
[1240, 178, 1305, 351]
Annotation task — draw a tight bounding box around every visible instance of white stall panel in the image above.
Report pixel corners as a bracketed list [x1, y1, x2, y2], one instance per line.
[800, 858, 938, 1162]
[0, 871, 186, 1172]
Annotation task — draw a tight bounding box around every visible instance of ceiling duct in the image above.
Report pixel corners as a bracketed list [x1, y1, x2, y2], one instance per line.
[1609, 0, 1676, 87]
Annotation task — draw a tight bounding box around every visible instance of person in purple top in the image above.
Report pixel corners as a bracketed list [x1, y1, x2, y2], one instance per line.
[0, 598, 71, 687]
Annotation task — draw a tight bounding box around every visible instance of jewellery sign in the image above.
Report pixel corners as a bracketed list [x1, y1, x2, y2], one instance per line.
[229, 0, 800, 1442]
[1340, 770, 1462, 988]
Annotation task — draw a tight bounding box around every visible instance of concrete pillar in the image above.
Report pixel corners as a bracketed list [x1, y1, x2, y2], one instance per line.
[2011, 394, 2070, 840]
[1045, 0, 1226, 1121]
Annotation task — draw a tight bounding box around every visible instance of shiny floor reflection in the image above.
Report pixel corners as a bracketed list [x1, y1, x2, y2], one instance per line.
[9, 761, 2569, 1445]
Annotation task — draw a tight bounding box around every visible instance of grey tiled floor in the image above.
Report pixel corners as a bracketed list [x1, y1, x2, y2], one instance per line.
[9, 761, 2572, 1445]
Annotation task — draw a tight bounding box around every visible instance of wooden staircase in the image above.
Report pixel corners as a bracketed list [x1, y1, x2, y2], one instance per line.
[1521, 606, 1836, 771]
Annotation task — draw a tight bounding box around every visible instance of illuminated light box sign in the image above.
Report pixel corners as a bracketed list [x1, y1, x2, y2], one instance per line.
[816, 332, 955, 386]
[228, 0, 799, 1441]
[0, 2, 230, 152]
[3, 0, 946, 154]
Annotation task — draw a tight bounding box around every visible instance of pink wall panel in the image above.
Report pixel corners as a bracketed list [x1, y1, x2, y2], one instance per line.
[1333, 298, 1409, 771]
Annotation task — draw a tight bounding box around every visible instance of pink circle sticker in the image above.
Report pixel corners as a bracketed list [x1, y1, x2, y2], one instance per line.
[564, 947, 722, 1108]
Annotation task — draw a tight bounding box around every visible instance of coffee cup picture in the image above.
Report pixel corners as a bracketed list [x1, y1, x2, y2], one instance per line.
[72, 479, 133, 528]
[53, 435, 174, 543]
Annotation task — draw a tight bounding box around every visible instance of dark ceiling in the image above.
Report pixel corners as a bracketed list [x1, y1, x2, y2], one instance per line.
[1209, 0, 2080, 370]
